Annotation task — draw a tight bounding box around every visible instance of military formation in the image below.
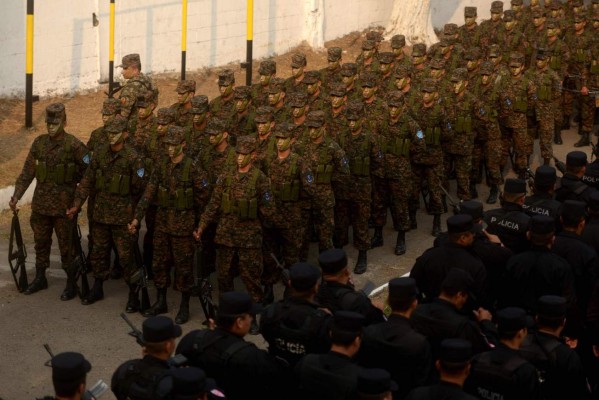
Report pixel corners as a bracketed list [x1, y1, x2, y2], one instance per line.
[8, 0, 599, 399]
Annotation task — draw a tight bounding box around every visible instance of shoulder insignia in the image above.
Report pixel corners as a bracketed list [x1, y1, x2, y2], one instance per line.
[264, 191, 272, 201]
[83, 154, 90, 165]
[306, 173, 314, 184]
[416, 130, 424, 140]
[137, 168, 145, 178]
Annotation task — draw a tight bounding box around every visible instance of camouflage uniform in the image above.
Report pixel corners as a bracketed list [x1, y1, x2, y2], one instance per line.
[209, 69, 236, 119]
[117, 54, 154, 121]
[465, 47, 482, 83]
[360, 73, 389, 136]
[266, 78, 292, 123]
[186, 95, 211, 161]
[340, 63, 363, 103]
[479, 1, 505, 47]
[287, 92, 311, 145]
[487, 44, 511, 81]
[284, 53, 308, 95]
[411, 44, 430, 91]
[356, 40, 381, 76]
[323, 83, 349, 141]
[390, 35, 412, 68]
[377, 52, 397, 98]
[319, 47, 343, 91]
[251, 60, 276, 108]
[11, 104, 89, 296]
[303, 71, 328, 111]
[170, 80, 196, 129]
[197, 136, 277, 303]
[252, 106, 278, 174]
[228, 86, 257, 145]
[497, 11, 529, 65]
[458, 7, 483, 48]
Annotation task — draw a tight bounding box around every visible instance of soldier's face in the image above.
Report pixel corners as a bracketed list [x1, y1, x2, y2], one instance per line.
[309, 126, 324, 140]
[259, 74, 272, 86]
[330, 95, 345, 108]
[291, 66, 304, 78]
[138, 105, 154, 119]
[342, 75, 356, 87]
[510, 64, 523, 76]
[395, 77, 410, 90]
[422, 91, 436, 103]
[121, 66, 135, 80]
[531, 0, 540, 6]
[574, 21, 586, 31]
[536, 58, 549, 69]
[292, 106, 307, 118]
[157, 123, 169, 135]
[177, 92, 192, 105]
[594, 20, 599, 29]
[348, 118, 362, 132]
[193, 113, 206, 125]
[102, 113, 116, 125]
[277, 137, 292, 152]
[392, 48, 404, 58]
[108, 131, 125, 145]
[362, 86, 376, 100]
[481, 74, 492, 85]
[268, 92, 282, 105]
[362, 50, 374, 59]
[306, 83, 319, 95]
[511, 5, 522, 12]
[453, 80, 467, 94]
[491, 12, 502, 21]
[235, 99, 250, 113]
[466, 60, 479, 71]
[430, 68, 444, 79]
[47, 120, 65, 137]
[465, 16, 476, 26]
[219, 84, 233, 97]
[328, 60, 340, 71]
[236, 153, 253, 168]
[505, 21, 516, 31]
[167, 144, 183, 158]
[533, 16, 545, 27]
[257, 122, 272, 136]
[550, 10, 559, 18]
[380, 63, 393, 74]
[547, 27, 559, 37]
[209, 132, 225, 146]
[489, 55, 501, 65]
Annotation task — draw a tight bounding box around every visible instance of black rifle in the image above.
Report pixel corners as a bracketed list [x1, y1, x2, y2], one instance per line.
[270, 252, 291, 287]
[8, 210, 28, 292]
[420, 180, 431, 213]
[193, 244, 217, 324]
[437, 179, 461, 214]
[131, 235, 151, 312]
[68, 221, 90, 299]
[105, 81, 122, 98]
[524, 166, 536, 192]
[552, 156, 567, 175]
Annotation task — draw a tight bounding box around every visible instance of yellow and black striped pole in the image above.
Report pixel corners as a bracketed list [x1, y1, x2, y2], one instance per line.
[241, 0, 254, 85]
[25, 0, 34, 128]
[181, 0, 188, 80]
[108, 0, 116, 96]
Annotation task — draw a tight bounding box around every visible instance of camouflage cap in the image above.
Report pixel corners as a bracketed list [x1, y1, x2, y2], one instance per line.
[429, 57, 446, 70]
[531, 8, 545, 18]
[176, 80, 196, 94]
[218, 69, 235, 86]
[327, 47, 343, 62]
[103, 98, 122, 115]
[254, 106, 274, 123]
[345, 100, 364, 120]
[274, 121, 295, 139]
[205, 118, 228, 135]
[443, 23, 459, 35]
[412, 43, 427, 57]
[379, 52, 396, 64]
[391, 34, 406, 49]
[440, 34, 456, 46]
[360, 72, 379, 87]
[511, 0, 523, 5]
[117, 53, 141, 69]
[479, 61, 495, 75]
[509, 52, 525, 67]
[394, 65, 412, 78]
[329, 82, 346, 97]
[503, 10, 516, 21]
[340, 63, 358, 77]
[288, 92, 308, 107]
[163, 126, 186, 145]
[305, 110, 326, 128]
[421, 78, 438, 93]
[104, 115, 128, 133]
[386, 90, 406, 107]
[46, 103, 66, 124]
[536, 48, 551, 60]
[234, 86, 253, 99]
[291, 53, 307, 68]
[491, 0, 504, 12]
[135, 89, 157, 109]
[572, 0, 584, 7]
[366, 31, 383, 42]
[190, 95, 209, 114]
[361, 40, 376, 50]
[235, 136, 257, 154]
[258, 60, 277, 75]
[545, 18, 559, 29]
[302, 70, 321, 85]
[465, 47, 481, 61]
[548, 2, 561, 10]
[464, 6, 477, 17]
[487, 44, 501, 57]
[266, 78, 286, 94]
[573, 12, 587, 22]
[156, 107, 177, 125]
[450, 68, 468, 82]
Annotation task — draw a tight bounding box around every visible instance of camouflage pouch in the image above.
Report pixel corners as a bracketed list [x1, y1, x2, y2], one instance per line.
[591, 60, 599, 75]
[238, 199, 249, 219]
[538, 86, 551, 101]
[176, 188, 186, 210]
[432, 127, 441, 145]
[35, 160, 47, 183]
[323, 165, 333, 183]
[248, 198, 258, 219]
[455, 116, 465, 133]
[54, 164, 65, 185]
[513, 99, 527, 113]
[290, 180, 300, 201]
[549, 56, 561, 71]
[185, 188, 193, 209]
[316, 164, 326, 184]
[108, 175, 121, 194]
[158, 187, 168, 207]
[95, 169, 104, 190]
[119, 175, 130, 196]
[280, 182, 292, 201]
[65, 162, 75, 183]
[221, 193, 231, 214]
[575, 49, 586, 63]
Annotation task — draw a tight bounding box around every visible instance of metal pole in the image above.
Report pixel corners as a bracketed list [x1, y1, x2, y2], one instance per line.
[25, 0, 34, 128]
[181, 0, 187, 80]
[241, 0, 253, 86]
[108, 0, 115, 96]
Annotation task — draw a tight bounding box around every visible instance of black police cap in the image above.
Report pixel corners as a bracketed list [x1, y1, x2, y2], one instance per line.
[357, 368, 398, 395]
[536, 295, 567, 320]
[447, 214, 474, 234]
[289, 262, 321, 291]
[459, 200, 483, 220]
[142, 316, 182, 343]
[169, 367, 217, 400]
[529, 215, 555, 235]
[560, 200, 587, 223]
[388, 277, 418, 302]
[218, 291, 262, 317]
[333, 311, 365, 335]
[496, 307, 533, 334]
[534, 165, 557, 188]
[504, 178, 527, 194]
[566, 151, 588, 167]
[318, 248, 348, 274]
[439, 338, 472, 365]
[51, 352, 91, 382]
[441, 268, 474, 294]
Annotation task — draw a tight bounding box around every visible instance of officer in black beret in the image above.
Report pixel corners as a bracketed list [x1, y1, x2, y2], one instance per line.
[465, 307, 540, 400]
[484, 178, 531, 253]
[260, 262, 331, 369]
[523, 166, 561, 221]
[405, 339, 477, 400]
[500, 216, 577, 317]
[519, 296, 590, 400]
[359, 278, 434, 399]
[167, 367, 220, 400]
[111, 316, 182, 400]
[582, 191, 599, 255]
[356, 368, 397, 400]
[46, 352, 92, 400]
[411, 215, 487, 304]
[295, 311, 365, 399]
[556, 151, 597, 205]
[316, 249, 385, 325]
[176, 291, 283, 400]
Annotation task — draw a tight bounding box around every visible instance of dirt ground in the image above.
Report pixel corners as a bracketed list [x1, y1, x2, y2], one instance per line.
[0, 28, 592, 399]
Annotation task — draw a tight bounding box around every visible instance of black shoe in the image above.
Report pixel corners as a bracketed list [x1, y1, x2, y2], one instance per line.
[262, 285, 274, 306]
[394, 231, 406, 256]
[126, 285, 140, 313]
[574, 133, 590, 147]
[354, 250, 367, 274]
[469, 183, 478, 199]
[486, 185, 499, 204]
[432, 215, 441, 237]
[60, 281, 77, 301]
[143, 288, 168, 316]
[24, 269, 48, 295]
[81, 280, 104, 305]
[409, 211, 418, 230]
[371, 227, 384, 248]
[110, 264, 123, 280]
[561, 116, 571, 131]
[175, 293, 191, 324]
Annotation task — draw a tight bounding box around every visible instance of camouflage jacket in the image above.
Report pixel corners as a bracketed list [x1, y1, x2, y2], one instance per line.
[478, 19, 504, 47]
[496, 73, 538, 126]
[457, 23, 483, 48]
[525, 67, 562, 110]
[87, 126, 109, 153]
[268, 152, 316, 214]
[498, 30, 529, 64]
[186, 125, 210, 162]
[471, 76, 503, 142]
[377, 113, 424, 180]
[445, 91, 488, 155]
[170, 103, 194, 129]
[228, 108, 257, 140]
[199, 144, 237, 185]
[273, 104, 292, 124]
[565, 29, 594, 78]
[119, 73, 153, 119]
[253, 133, 278, 174]
[363, 97, 389, 135]
[319, 67, 343, 91]
[14, 133, 89, 217]
[129, 115, 158, 155]
[251, 83, 269, 107]
[323, 106, 348, 141]
[284, 77, 305, 95]
[209, 95, 236, 119]
[409, 99, 452, 165]
[307, 91, 329, 112]
[537, 36, 570, 79]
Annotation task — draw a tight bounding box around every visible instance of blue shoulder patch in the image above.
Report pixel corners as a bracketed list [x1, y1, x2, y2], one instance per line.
[377, 150, 383, 159]
[82, 154, 90, 165]
[306, 173, 314, 184]
[264, 191, 272, 201]
[201, 179, 208, 188]
[341, 157, 349, 167]
[137, 168, 145, 178]
[479, 107, 486, 116]
[447, 122, 452, 130]
[416, 130, 424, 140]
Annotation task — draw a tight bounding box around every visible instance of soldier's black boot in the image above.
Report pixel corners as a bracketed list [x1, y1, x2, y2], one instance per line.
[469, 183, 478, 199]
[554, 125, 563, 144]
[560, 115, 571, 131]
[126, 284, 140, 313]
[81, 279, 104, 305]
[110, 255, 123, 280]
[394, 231, 406, 256]
[432, 215, 442, 237]
[354, 250, 368, 274]
[262, 285, 274, 306]
[441, 195, 448, 213]
[143, 288, 168, 316]
[486, 185, 499, 205]
[574, 131, 591, 147]
[24, 268, 48, 295]
[370, 227, 384, 248]
[409, 210, 418, 230]
[175, 292, 191, 324]
[60, 273, 77, 301]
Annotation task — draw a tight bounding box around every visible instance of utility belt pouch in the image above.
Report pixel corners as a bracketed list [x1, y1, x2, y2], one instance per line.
[575, 49, 585, 63]
[36, 160, 48, 183]
[550, 56, 561, 71]
[514, 99, 527, 113]
[65, 163, 75, 183]
[591, 60, 599, 75]
[108, 175, 121, 194]
[175, 188, 186, 210]
[119, 175, 130, 196]
[185, 188, 193, 209]
[221, 193, 231, 214]
[248, 198, 258, 219]
[95, 169, 104, 190]
[158, 187, 168, 207]
[238, 199, 249, 219]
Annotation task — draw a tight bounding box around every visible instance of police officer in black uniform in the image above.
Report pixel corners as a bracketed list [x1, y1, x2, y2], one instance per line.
[582, 147, 599, 190]
[44, 352, 92, 400]
[582, 191, 599, 255]
[484, 178, 531, 254]
[356, 368, 398, 400]
[176, 291, 282, 400]
[260, 262, 332, 367]
[519, 296, 591, 400]
[405, 339, 478, 400]
[465, 307, 541, 400]
[111, 316, 182, 400]
[523, 166, 561, 221]
[316, 249, 385, 325]
[359, 278, 433, 399]
[555, 151, 597, 204]
[167, 367, 219, 400]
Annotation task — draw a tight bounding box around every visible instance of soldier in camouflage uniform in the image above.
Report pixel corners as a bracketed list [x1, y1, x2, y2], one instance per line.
[130, 126, 209, 324]
[10, 104, 89, 299]
[429, 24, 458, 57]
[392, 65, 418, 102]
[170, 80, 195, 129]
[266, 78, 291, 123]
[525, 8, 548, 60]
[465, 47, 482, 82]
[390, 35, 412, 68]
[510, 0, 528, 32]
[366, 30, 384, 54]
[458, 6, 482, 48]
[116, 54, 154, 121]
[426, 57, 451, 97]
[129, 90, 158, 153]
[228, 86, 257, 145]
[377, 52, 397, 97]
[252, 106, 277, 173]
[209, 69, 236, 119]
[498, 11, 530, 65]
[356, 40, 381, 76]
[320, 47, 343, 90]
[324, 83, 348, 141]
[303, 70, 328, 111]
[547, 3, 567, 35]
[361, 72, 389, 137]
[288, 92, 310, 143]
[68, 116, 146, 310]
[333, 101, 380, 274]
[479, 1, 505, 47]
[251, 60, 276, 108]
[186, 95, 211, 160]
[194, 136, 277, 304]
[371, 91, 424, 255]
[284, 53, 307, 95]
[340, 63, 362, 102]
[411, 43, 429, 89]
[428, 36, 465, 74]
